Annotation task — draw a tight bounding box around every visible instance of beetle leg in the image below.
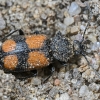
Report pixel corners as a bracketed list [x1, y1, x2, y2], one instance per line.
[30, 70, 37, 77]
[1, 29, 24, 42]
[42, 64, 55, 83]
[0, 62, 3, 70]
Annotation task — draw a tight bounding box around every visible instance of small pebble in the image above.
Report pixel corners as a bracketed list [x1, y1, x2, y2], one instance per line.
[54, 79, 60, 86]
[0, 1, 6, 6]
[88, 34, 97, 43]
[70, 26, 79, 35]
[69, 2, 81, 16]
[83, 14, 88, 21]
[31, 78, 41, 86]
[22, 3, 29, 9]
[59, 93, 71, 100]
[41, 13, 47, 20]
[58, 72, 65, 79]
[64, 16, 74, 26]
[0, 17, 6, 30]
[89, 83, 100, 92]
[79, 85, 89, 97]
[78, 65, 89, 72]
[80, 25, 86, 31]
[74, 15, 80, 23]
[41, 98, 45, 100]
[55, 93, 60, 100]
[82, 69, 93, 79]
[11, 6, 16, 12]
[6, 0, 12, 7]
[49, 87, 59, 98]
[76, 1, 86, 7]
[91, 42, 100, 52]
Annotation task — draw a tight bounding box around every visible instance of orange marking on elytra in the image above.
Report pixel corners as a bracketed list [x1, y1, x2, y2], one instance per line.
[2, 39, 16, 52]
[25, 35, 46, 49]
[4, 55, 18, 70]
[27, 51, 50, 69]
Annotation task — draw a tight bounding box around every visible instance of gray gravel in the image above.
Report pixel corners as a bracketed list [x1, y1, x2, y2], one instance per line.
[0, 0, 100, 100]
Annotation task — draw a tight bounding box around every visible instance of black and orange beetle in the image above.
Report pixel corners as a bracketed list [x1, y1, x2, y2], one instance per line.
[0, 22, 100, 79]
[0, 30, 73, 74]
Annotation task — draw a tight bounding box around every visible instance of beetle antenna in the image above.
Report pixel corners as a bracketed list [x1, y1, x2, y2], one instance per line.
[80, 6, 100, 79]
[81, 22, 89, 43]
[80, 26, 100, 79]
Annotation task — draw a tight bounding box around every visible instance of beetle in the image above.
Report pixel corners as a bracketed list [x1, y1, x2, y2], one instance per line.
[0, 22, 100, 79]
[0, 29, 74, 77]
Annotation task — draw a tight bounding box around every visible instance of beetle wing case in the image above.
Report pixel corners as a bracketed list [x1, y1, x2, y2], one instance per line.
[0, 34, 52, 72]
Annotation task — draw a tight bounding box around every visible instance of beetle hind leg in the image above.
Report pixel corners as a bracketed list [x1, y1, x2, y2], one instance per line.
[42, 64, 55, 83]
